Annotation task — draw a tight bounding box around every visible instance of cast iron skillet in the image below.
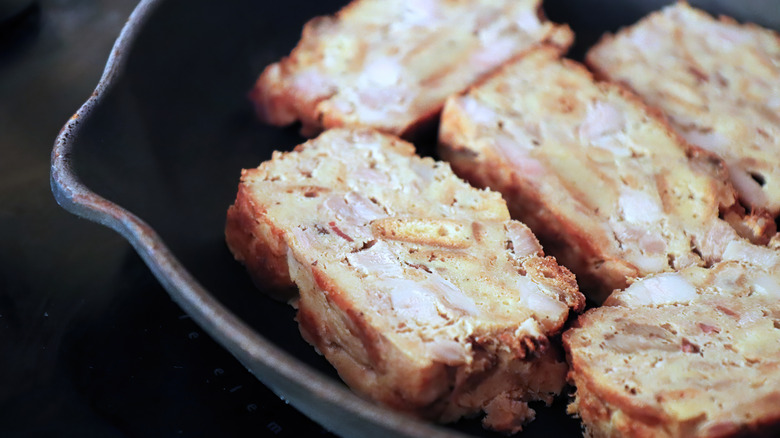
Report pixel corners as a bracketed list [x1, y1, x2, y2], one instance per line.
[50, 0, 780, 436]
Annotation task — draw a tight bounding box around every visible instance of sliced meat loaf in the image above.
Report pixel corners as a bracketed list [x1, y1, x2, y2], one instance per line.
[250, 0, 573, 137]
[439, 46, 741, 302]
[564, 255, 780, 438]
[225, 128, 585, 432]
[586, 2, 780, 217]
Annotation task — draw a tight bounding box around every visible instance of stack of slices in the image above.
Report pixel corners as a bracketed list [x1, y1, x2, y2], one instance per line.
[226, 0, 780, 436]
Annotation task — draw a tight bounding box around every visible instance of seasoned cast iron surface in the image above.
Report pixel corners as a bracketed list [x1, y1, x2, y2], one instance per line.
[38, 0, 780, 436]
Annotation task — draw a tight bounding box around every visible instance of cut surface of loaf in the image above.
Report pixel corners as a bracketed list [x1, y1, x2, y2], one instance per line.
[250, 0, 573, 137]
[586, 2, 780, 217]
[439, 46, 742, 302]
[225, 129, 585, 432]
[564, 257, 780, 438]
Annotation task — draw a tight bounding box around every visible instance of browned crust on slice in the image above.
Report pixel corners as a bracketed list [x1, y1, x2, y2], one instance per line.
[290, 256, 450, 412]
[585, 2, 780, 219]
[225, 128, 585, 431]
[440, 45, 741, 302]
[225, 179, 294, 299]
[564, 261, 780, 438]
[250, 0, 574, 138]
[438, 48, 629, 299]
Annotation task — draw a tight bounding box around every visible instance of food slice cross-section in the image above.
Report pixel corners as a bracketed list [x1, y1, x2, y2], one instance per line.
[587, 2, 780, 218]
[251, 0, 573, 137]
[439, 46, 745, 302]
[225, 128, 585, 432]
[564, 257, 780, 438]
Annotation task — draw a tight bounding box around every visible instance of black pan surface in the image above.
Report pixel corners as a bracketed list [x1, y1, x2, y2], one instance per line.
[51, 0, 780, 436]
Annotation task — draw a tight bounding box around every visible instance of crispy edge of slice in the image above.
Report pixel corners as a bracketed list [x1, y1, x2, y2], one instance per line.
[563, 310, 677, 438]
[439, 45, 739, 302]
[288, 249, 576, 426]
[563, 301, 780, 438]
[226, 128, 585, 429]
[289, 250, 459, 417]
[585, 2, 780, 230]
[224, 129, 421, 301]
[249, 0, 575, 139]
[225, 174, 296, 300]
[438, 48, 635, 302]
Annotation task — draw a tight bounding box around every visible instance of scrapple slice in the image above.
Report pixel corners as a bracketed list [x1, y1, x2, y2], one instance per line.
[439, 46, 742, 302]
[250, 0, 573, 137]
[564, 253, 780, 438]
[587, 2, 780, 217]
[225, 129, 585, 432]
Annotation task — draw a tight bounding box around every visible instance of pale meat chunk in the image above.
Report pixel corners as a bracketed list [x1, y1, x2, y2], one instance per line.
[564, 259, 780, 438]
[250, 0, 573, 137]
[439, 46, 740, 302]
[225, 129, 584, 432]
[587, 2, 780, 217]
